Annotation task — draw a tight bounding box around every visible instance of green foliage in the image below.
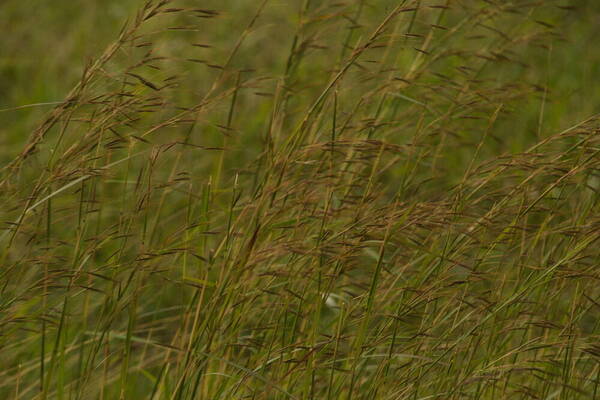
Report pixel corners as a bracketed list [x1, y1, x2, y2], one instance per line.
[1, 1, 599, 399]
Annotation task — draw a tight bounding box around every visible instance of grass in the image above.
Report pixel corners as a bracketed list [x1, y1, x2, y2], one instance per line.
[1, 0, 600, 399]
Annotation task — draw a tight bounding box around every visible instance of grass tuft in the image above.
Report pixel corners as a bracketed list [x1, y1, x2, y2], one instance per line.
[1, 1, 600, 399]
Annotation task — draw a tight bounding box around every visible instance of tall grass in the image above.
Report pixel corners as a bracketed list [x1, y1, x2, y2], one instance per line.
[1, 1, 599, 399]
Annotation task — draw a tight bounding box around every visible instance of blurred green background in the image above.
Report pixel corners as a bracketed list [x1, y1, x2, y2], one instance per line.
[1, 0, 600, 165]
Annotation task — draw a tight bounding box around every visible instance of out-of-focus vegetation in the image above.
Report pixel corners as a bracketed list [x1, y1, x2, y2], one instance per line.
[1, 1, 600, 399]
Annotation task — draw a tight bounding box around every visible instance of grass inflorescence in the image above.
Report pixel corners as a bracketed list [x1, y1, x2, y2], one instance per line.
[1, 0, 599, 399]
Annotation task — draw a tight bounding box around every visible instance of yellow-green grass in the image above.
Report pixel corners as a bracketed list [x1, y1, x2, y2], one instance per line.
[1, 1, 600, 399]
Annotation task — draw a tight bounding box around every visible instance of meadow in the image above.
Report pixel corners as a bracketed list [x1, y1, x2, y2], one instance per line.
[1, 0, 600, 399]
